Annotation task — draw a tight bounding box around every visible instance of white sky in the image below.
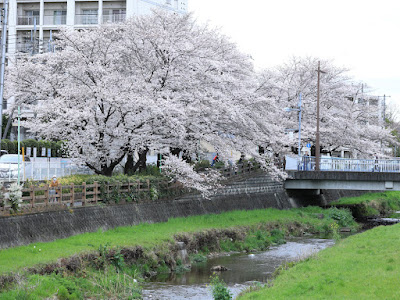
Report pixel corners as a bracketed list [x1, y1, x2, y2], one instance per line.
[189, 0, 400, 113]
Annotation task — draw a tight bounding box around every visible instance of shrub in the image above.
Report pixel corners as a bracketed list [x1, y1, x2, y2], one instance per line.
[7, 182, 23, 213]
[209, 274, 232, 300]
[194, 160, 211, 171]
[327, 207, 354, 227]
[150, 187, 159, 201]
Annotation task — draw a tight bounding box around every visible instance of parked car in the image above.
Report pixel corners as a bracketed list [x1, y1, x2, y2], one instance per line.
[0, 154, 31, 180]
[0, 150, 8, 157]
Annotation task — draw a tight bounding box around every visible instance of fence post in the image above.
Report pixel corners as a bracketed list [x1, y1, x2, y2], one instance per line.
[30, 185, 35, 209]
[58, 185, 62, 204]
[71, 183, 75, 207]
[45, 184, 49, 207]
[82, 182, 86, 206]
[94, 181, 98, 204]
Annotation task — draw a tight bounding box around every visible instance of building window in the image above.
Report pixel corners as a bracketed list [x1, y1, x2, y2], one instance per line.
[103, 9, 126, 23]
[82, 10, 98, 25]
[53, 10, 66, 25]
[22, 10, 39, 26]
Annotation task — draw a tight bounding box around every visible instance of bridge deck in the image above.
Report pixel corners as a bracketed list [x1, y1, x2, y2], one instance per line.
[285, 171, 400, 191]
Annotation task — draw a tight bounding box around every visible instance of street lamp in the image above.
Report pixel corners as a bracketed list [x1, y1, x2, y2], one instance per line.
[284, 93, 302, 161]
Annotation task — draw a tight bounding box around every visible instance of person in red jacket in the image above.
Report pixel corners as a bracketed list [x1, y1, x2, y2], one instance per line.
[211, 153, 219, 167]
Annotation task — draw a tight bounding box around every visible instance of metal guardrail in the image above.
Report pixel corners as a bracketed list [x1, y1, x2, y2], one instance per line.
[298, 156, 400, 172]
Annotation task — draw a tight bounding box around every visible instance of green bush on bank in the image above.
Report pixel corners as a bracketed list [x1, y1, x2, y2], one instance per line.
[331, 191, 400, 218]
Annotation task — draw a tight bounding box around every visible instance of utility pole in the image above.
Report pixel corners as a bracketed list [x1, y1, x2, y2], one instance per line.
[0, 0, 9, 154]
[376, 94, 391, 123]
[315, 61, 326, 171]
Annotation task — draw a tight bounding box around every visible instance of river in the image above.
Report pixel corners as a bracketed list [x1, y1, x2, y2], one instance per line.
[142, 237, 334, 299]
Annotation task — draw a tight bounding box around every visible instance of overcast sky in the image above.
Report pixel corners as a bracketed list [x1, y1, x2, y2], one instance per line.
[189, 0, 400, 113]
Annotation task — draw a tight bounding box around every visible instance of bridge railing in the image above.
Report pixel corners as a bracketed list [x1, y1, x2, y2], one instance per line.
[298, 156, 400, 172]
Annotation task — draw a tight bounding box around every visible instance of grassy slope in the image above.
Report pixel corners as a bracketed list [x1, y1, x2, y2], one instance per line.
[0, 207, 348, 274]
[239, 223, 400, 300]
[331, 191, 400, 206]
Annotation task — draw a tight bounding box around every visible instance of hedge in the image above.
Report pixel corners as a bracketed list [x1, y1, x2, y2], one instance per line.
[0, 139, 63, 157]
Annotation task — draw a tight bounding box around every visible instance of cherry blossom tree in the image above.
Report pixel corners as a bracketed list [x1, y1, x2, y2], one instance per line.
[6, 11, 282, 177]
[258, 57, 396, 157]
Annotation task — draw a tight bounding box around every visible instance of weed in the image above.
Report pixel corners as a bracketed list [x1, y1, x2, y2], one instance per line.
[91, 271, 141, 299]
[110, 251, 125, 273]
[330, 222, 341, 243]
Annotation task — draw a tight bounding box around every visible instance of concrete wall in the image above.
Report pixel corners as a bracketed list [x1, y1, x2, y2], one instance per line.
[0, 173, 369, 249]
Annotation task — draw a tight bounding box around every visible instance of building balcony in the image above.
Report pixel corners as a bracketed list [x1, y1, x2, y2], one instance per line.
[75, 14, 98, 25]
[16, 42, 35, 54]
[16, 41, 56, 55]
[103, 13, 125, 23]
[17, 15, 39, 26]
[43, 14, 67, 25]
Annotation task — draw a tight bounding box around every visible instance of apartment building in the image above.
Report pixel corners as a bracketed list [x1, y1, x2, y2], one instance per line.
[1, 0, 188, 57]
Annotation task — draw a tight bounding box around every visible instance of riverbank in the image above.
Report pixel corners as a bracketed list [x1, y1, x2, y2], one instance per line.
[0, 207, 356, 298]
[330, 191, 400, 219]
[238, 223, 400, 299]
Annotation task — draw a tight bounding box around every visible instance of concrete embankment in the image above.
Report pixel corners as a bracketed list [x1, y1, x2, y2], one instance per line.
[0, 172, 368, 249]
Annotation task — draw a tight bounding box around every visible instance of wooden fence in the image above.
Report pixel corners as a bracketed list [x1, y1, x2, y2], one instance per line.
[0, 180, 186, 216]
[0, 162, 260, 216]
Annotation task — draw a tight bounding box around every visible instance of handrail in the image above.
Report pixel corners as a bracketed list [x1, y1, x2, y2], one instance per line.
[298, 156, 400, 172]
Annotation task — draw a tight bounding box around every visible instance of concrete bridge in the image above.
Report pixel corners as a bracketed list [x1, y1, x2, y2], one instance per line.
[285, 157, 400, 191]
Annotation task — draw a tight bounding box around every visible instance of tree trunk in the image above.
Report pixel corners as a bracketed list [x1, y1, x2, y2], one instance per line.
[170, 147, 191, 163]
[124, 151, 135, 175]
[182, 149, 192, 164]
[170, 147, 181, 157]
[96, 165, 115, 176]
[2, 110, 13, 140]
[87, 152, 127, 176]
[137, 148, 148, 173]
[124, 148, 148, 175]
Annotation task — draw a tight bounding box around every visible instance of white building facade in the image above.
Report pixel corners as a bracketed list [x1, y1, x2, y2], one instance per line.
[2, 0, 187, 56]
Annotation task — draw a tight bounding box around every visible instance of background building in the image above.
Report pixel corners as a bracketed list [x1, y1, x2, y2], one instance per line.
[2, 0, 187, 57]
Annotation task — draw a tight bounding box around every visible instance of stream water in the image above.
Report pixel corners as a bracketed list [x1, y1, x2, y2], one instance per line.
[142, 237, 334, 300]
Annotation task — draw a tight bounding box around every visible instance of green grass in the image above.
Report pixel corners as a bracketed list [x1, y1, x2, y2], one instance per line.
[0, 268, 142, 299]
[331, 191, 400, 206]
[238, 223, 400, 300]
[0, 207, 356, 274]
